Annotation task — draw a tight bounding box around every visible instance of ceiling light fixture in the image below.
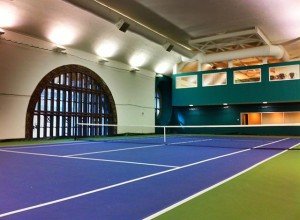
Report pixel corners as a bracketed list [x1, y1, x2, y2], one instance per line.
[0, 28, 5, 35]
[163, 42, 174, 52]
[130, 67, 140, 73]
[98, 57, 109, 64]
[53, 45, 67, 54]
[115, 19, 130, 32]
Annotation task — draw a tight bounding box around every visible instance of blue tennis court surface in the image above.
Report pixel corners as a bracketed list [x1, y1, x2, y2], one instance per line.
[0, 136, 299, 219]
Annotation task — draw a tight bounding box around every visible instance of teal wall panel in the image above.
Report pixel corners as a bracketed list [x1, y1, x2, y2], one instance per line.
[173, 61, 300, 106]
[170, 103, 300, 135]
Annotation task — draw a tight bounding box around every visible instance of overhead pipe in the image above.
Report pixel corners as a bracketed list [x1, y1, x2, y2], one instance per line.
[195, 45, 289, 64]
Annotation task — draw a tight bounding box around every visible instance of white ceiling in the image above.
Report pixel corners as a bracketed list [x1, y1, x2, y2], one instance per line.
[1, 0, 300, 74]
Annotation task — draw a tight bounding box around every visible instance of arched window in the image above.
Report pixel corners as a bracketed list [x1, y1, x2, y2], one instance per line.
[26, 65, 117, 139]
[155, 89, 162, 118]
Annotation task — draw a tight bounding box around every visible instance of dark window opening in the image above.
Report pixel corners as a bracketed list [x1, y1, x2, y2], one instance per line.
[155, 89, 162, 118]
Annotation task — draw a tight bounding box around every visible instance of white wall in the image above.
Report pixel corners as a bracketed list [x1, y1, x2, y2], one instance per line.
[0, 31, 156, 140]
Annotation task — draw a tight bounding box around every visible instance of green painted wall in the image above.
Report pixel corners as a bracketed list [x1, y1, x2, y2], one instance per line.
[156, 61, 300, 135]
[170, 103, 300, 135]
[173, 61, 300, 106]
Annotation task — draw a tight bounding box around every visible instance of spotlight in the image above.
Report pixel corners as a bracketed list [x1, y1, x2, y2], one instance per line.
[116, 19, 130, 32]
[163, 42, 174, 52]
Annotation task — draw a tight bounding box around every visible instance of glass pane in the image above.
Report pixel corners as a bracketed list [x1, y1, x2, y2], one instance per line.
[35, 101, 39, 111]
[202, 72, 227, 87]
[47, 100, 51, 111]
[72, 73, 76, 87]
[269, 65, 300, 81]
[33, 115, 38, 138]
[176, 75, 198, 89]
[60, 74, 65, 85]
[67, 73, 70, 86]
[234, 69, 261, 84]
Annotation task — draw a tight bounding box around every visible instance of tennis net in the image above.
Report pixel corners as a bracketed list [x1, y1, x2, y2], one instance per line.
[75, 123, 300, 150]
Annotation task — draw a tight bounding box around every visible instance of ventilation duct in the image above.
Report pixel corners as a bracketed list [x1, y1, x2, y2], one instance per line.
[195, 45, 288, 63]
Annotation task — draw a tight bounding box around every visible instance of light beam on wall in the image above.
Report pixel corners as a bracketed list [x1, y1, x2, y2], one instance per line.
[155, 63, 170, 74]
[96, 42, 118, 58]
[129, 53, 146, 67]
[48, 26, 76, 45]
[0, 3, 17, 27]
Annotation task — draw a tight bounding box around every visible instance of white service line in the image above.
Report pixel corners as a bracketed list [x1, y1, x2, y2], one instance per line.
[67, 156, 179, 168]
[167, 139, 212, 146]
[0, 138, 289, 218]
[66, 139, 212, 157]
[65, 143, 165, 157]
[0, 149, 176, 168]
[5, 141, 95, 150]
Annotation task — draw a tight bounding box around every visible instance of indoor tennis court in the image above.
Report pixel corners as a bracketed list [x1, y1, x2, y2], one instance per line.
[1, 1, 300, 220]
[0, 134, 299, 219]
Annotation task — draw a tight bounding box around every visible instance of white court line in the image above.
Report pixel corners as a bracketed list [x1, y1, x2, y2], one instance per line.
[0, 138, 289, 218]
[4, 141, 96, 150]
[66, 143, 166, 157]
[4, 136, 165, 150]
[0, 149, 177, 168]
[66, 139, 212, 157]
[68, 156, 178, 168]
[144, 138, 296, 220]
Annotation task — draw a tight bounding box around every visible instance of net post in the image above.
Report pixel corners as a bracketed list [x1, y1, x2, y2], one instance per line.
[163, 126, 166, 144]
